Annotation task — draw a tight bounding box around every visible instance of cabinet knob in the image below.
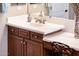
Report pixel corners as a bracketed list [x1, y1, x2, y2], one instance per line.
[21, 41, 23, 43]
[11, 29, 14, 32]
[34, 36, 38, 39]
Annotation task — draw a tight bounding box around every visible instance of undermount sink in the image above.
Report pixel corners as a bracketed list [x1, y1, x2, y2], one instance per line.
[29, 22, 46, 27]
[28, 22, 65, 35]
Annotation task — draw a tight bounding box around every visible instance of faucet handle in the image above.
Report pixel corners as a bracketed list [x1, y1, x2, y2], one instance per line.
[43, 19, 46, 24]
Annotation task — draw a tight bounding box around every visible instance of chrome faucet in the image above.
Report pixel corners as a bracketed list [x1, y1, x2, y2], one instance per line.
[35, 11, 46, 24]
[27, 3, 31, 22]
[35, 18, 46, 24]
[27, 14, 31, 22]
[27, 4, 46, 24]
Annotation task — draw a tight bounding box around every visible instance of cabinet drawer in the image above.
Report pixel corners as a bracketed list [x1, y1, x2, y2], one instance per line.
[19, 28, 29, 39]
[44, 41, 52, 50]
[30, 32, 43, 42]
[8, 26, 19, 35]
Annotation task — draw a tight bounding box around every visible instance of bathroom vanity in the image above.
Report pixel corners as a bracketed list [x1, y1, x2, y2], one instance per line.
[7, 15, 79, 56]
[8, 26, 43, 56]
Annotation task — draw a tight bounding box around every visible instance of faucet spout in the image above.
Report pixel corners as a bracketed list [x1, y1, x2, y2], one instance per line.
[27, 14, 31, 22]
[27, 3, 31, 22]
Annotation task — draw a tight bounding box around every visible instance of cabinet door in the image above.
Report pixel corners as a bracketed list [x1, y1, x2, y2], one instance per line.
[8, 35, 23, 56]
[23, 41, 27, 56]
[26, 40, 43, 56]
[8, 34, 14, 56]
[13, 36, 24, 56]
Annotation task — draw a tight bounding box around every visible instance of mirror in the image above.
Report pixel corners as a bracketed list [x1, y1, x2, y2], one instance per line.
[27, 3, 75, 20]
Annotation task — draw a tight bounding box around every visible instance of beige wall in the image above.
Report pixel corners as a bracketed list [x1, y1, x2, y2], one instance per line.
[7, 4, 27, 17]
[28, 4, 47, 15]
[7, 3, 47, 17]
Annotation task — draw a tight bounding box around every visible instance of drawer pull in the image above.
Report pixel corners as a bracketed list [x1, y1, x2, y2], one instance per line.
[21, 41, 23, 43]
[34, 36, 38, 39]
[11, 29, 14, 32]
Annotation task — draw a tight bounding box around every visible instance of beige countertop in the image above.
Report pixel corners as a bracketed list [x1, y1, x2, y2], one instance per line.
[7, 15, 79, 51]
[43, 31, 79, 51]
[7, 15, 65, 35]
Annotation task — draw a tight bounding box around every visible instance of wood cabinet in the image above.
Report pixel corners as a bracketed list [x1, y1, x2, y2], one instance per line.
[12, 35, 23, 56]
[8, 26, 43, 56]
[8, 26, 79, 56]
[8, 35, 14, 56]
[43, 41, 79, 56]
[26, 40, 43, 56]
[43, 41, 52, 56]
[8, 35, 23, 56]
[72, 50, 79, 56]
[30, 32, 43, 43]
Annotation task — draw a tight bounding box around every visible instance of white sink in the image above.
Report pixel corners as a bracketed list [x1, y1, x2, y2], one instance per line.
[28, 22, 65, 35]
[29, 22, 44, 27]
